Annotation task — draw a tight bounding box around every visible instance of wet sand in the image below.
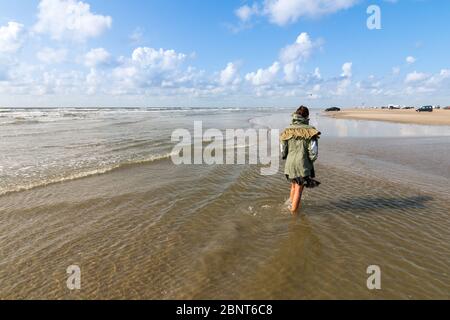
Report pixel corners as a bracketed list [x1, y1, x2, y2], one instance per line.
[326, 109, 450, 126]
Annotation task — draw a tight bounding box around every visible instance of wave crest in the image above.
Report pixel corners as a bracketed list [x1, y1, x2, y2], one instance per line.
[0, 152, 175, 197]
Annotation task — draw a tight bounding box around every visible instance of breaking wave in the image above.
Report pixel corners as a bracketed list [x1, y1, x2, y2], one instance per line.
[0, 152, 175, 197]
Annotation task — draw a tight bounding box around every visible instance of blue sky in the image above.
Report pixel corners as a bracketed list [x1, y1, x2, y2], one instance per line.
[0, 0, 449, 107]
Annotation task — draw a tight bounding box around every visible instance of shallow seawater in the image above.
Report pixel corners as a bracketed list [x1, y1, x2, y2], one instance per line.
[254, 111, 450, 137]
[0, 108, 449, 299]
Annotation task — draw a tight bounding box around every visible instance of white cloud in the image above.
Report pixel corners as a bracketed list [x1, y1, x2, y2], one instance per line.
[0, 22, 25, 53]
[440, 69, 450, 78]
[405, 71, 428, 83]
[1, 45, 195, 98]
[219, 62, 241, 86]
[283, 63, 300, 83]
[239, 33, 322, 86]
[129, 27, 144, 44]
[406, 56, 416, 64]
[425, 69, 450, 87]
[112, 65, 138, 85]
[84, 48, 111, 67]
[0, 61, 85, 97]
[247, 0, 359, 26]
[37, 47, 68, 64]
[278, 32, 321, 82]
[235, 4, 260, 22]
[341, 62, 352, 78]
[313, 67, 322, 79]
[335, 78, 351, 95]
[280, 32, 317, 64]
[245, 61, 280, 86]
[334, 62, 352, 95]
[392, 66, 400, 75]
[233, 0, 359, 27]
[131, 47, 186, 71]
[405, 86, 435, 95]
[85, 68, 103, 95]
[33, 0, 112, 41]
[110, 46, 193, 94]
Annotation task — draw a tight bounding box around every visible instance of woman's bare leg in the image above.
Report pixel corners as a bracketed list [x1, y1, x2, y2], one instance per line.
[290, 182, 295, 203]
[290, 183, 305, 214]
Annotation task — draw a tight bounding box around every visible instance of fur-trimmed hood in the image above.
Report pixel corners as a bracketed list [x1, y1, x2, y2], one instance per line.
[280, 114, 321, 141]
[280, 126, 321, 141]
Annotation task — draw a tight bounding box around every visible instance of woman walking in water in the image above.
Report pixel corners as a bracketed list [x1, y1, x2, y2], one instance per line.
[281, 106, 321, 215]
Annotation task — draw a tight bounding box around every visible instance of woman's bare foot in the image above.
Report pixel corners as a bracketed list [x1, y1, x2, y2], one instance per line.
[290, 204, 301, 215]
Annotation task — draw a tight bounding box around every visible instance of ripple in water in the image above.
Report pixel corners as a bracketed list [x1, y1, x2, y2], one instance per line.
[0, 108, 448, 299]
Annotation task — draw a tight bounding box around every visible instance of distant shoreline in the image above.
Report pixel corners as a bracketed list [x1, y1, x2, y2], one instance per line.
[325, 109, 450, 126]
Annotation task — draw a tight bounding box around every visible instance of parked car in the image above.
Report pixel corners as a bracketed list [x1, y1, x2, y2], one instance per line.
[325, 107, 341, 112]
[416, 106, 433, 112]
[402, 107, 414, 110]
[389, 106, 401, 110]
[443, 106, 450, 110]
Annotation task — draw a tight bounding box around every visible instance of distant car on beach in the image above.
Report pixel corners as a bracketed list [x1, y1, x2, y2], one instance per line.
[325, 107, 341, 112]
[443, 106, 450, 110]
[416, 106, 433, 112]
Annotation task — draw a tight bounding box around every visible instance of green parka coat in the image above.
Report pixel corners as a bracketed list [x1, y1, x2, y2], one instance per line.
[281, 115, 321, 179]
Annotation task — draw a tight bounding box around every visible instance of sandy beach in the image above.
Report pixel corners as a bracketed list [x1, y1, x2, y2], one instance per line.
[326, 109, 450, 126]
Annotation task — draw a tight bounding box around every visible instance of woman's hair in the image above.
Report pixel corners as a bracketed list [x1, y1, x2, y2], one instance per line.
[295, 106, 310, 119]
